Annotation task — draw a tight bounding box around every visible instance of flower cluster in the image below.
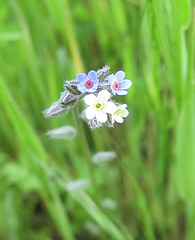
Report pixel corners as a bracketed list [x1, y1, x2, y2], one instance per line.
[43, 66, 132, 129]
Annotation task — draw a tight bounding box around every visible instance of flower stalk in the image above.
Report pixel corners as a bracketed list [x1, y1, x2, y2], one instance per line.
[72, 107, 98, 198]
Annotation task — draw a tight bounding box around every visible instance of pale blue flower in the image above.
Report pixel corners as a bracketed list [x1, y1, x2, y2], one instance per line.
[108, 70, 132, 95]
[76, 70, 99, 93]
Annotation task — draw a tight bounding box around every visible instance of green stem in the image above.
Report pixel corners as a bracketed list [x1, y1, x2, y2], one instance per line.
[72, 107, 98, 199]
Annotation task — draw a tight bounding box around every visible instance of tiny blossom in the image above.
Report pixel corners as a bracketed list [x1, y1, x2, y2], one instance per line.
[76, 70, 99, 93]
[113, 104, 129, 123]
[101, 198, 117, 210]
[92, 151, 117, 164]
[108, 70, 132, 95]
[46, 126, 77, 140]
[66, 179, 89, 192]
[44, 66, 132, 130]
[85, 222, 100, 236]
[84, 90, 117, 123]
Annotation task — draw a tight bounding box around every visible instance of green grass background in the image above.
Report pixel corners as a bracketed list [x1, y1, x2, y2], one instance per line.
[0, 0, 195, 239]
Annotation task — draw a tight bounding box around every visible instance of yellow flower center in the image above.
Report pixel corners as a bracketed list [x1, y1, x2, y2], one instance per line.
[94, 101, 103, 111]
[114, 109, 120, 116]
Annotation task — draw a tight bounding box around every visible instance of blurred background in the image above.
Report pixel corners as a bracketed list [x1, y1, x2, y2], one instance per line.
[0, 0, 195, 239]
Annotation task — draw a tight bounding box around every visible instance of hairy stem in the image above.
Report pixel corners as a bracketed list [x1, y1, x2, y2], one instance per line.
[72, 107, 98, 199]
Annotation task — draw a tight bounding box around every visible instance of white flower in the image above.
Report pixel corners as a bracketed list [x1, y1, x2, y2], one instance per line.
[84, 90, 117, 123]
[66, 179, 89, 192]
[113, 104, 129, 123]
[92, 151, 117, 164]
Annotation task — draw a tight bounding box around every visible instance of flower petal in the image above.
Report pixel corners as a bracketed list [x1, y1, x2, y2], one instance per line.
[98, 90, 110, 102]
[110, 87, 117, 95]
[84, 94, 97, 105]
[96, 111, 107, 123]
[85, 107, 96, 119]
[116, 90, 128, 95]
[119, 80, 132, 90]
[108, 74, 115, 84]
[86, 88, 97, 93]
[76, 73, 87, 83]
[121, 109, 129, 117]
[115, 71, 125, 82]
[92, 80, 99, 89]
[77, 83, 86, 93]
[88, 70, 97, 81]
[114, 115, 124, 123]
[103, 102, 117, 114]
[118, 104, 127, 109]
